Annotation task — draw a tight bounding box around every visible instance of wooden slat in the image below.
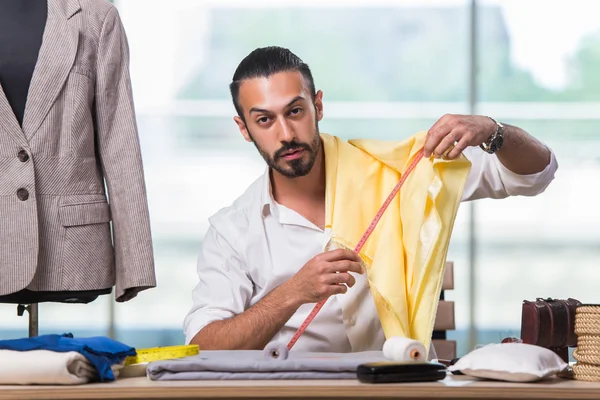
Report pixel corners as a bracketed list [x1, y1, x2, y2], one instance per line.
[434, 300, 455, 331]
[442, 261, 454, 290]
[432, 339, 457, 360]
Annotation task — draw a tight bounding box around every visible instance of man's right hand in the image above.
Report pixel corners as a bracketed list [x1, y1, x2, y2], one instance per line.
[191, 248, 364, 351]
[284, 248, 364, 306]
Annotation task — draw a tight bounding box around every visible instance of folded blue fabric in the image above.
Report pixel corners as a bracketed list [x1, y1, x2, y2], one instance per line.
[0, 333, 136, 381]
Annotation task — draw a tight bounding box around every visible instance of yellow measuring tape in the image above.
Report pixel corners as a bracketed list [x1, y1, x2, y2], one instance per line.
[124, 344, 199, 366]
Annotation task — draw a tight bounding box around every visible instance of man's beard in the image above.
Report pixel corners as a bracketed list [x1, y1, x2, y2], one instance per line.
[248, 122, 321, 179]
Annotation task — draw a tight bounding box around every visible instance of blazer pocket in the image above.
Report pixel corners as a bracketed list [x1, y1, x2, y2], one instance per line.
[59, 201, 111, 227]
[58, 202, 115, 289]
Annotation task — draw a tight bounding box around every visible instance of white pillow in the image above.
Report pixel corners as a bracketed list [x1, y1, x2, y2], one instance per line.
[448, 343, 568, 382]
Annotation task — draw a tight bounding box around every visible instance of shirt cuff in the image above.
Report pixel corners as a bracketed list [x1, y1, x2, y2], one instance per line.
[491, 146, 558, 197]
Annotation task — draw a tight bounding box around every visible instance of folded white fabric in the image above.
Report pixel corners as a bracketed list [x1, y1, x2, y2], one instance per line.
[0, 349, 97, 385]
[448, 343, 568, 382]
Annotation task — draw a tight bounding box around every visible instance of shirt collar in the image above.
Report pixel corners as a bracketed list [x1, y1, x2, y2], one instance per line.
[260, 167, 278, 219]
[258, 166, 325, 231]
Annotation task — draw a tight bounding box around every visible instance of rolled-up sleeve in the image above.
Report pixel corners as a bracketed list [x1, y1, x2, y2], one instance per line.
[183, 224, 253, 344]
[461, 146, 558, 202]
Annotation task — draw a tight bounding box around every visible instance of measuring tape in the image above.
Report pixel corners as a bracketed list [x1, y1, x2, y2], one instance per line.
[124, 344, 199, 366]
[286, 149, 425, 350]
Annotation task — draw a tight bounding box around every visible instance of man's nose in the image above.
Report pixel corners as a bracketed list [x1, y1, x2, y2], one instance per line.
[277, 119, 295, 142]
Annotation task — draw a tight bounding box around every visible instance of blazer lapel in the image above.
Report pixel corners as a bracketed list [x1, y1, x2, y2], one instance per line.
[0, 84, 29, 147]
[22, 0, 81, 141]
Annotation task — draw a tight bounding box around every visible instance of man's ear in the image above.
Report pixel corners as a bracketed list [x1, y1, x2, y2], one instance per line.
[314, 90, 324, 122]
[234, 116, 252, 142]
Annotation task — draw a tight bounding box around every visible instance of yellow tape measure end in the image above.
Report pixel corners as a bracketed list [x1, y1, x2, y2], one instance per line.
[125, 344, 199, 366]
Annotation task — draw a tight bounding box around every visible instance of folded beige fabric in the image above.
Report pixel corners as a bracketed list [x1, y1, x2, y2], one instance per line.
[0, 349, 97, 385]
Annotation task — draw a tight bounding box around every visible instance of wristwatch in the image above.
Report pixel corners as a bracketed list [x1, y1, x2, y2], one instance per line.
[480, 117, 504, 154]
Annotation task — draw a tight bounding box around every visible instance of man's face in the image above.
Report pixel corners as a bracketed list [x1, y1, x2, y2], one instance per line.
[234, 71, 324, 178]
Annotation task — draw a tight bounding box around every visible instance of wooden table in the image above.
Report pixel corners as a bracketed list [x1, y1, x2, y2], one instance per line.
[1, 375, 600, 400]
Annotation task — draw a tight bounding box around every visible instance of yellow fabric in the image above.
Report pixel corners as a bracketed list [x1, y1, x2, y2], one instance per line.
[321, 131, 471, 354]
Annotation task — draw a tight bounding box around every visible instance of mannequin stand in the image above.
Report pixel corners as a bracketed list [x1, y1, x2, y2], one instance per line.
[17, 303, 39, 337]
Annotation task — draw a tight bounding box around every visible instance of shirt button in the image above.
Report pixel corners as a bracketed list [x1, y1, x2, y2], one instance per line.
[348, 317, 356, 326]
[17, 149, 29, 162]
[17, 188, 29, 201]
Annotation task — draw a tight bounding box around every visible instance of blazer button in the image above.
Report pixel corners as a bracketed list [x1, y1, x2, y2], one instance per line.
[18, 149, 30, 162]
[17, 188, 29, 201]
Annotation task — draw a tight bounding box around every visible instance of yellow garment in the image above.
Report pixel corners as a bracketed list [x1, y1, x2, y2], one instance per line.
[321, 131, 471, 354]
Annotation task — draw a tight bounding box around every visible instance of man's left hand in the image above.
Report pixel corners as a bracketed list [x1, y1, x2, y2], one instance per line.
[424, 114, 497, 159]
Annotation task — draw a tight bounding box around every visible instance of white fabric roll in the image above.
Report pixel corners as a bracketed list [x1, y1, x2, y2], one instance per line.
[263, 343, 289, 360]
[383, 336, 427, 362]
[0, 349, 96, 385]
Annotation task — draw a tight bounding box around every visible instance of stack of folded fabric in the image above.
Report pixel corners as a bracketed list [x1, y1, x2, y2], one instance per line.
[147, 349, 388, 381]
[0, 333, 136, 385]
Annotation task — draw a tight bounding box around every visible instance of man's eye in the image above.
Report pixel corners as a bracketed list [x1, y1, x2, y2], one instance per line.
[257, 117, 269, 124]
[290, 108, 302, 115]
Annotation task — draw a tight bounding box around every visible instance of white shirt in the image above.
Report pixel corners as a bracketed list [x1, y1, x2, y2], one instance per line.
[183, 146, 558, 351]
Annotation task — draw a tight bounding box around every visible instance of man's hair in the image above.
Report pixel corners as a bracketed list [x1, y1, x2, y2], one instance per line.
[229, 46, 316, 120]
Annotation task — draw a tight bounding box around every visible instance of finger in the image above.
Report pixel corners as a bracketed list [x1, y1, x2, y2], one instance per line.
[425, 117, 453, 158]
[433, 128, 461, 158]
[327, 284, 348, 297]
[329, 260, 364, 274]
[446, 136, 470, 159]
[324, 272, 356, 287]
[345, 273, 357, 287]
[321, 248, 361, 263]
[323, 272, 347, 285]
[427, 114, 451, 139]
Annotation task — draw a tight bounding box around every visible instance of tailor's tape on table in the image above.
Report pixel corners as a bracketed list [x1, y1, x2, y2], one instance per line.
[124, 344, 199, 366]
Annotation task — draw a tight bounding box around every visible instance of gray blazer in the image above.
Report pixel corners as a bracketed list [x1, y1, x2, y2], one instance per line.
[0, 0, 156, 302]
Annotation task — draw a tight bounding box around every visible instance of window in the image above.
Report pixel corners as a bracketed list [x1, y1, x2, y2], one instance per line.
[112, 0, 470, 348]
[468, 0, 600, 355]
[2, 1, 596, 357]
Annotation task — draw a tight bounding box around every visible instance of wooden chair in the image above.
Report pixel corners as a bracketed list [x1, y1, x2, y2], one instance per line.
[432, 261, 456, 360]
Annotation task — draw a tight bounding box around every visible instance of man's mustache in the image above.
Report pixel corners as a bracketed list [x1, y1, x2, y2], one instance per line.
[274, 141, 312, 159]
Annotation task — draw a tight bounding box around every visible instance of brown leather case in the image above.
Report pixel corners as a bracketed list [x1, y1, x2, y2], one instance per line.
[520, 297, 581, 362]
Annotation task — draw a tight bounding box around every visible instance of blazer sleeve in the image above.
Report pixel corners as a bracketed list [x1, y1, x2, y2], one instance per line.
[94, 6, 156, 302]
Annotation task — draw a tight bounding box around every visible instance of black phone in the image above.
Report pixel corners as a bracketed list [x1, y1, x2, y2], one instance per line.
[356, 361, 447, 384]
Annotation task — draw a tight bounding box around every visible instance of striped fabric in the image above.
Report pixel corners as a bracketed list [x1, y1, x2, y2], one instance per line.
[0, 0, 156, 302]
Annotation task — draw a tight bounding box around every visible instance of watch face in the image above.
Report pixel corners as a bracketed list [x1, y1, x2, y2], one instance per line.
[489, 135, 504, 153]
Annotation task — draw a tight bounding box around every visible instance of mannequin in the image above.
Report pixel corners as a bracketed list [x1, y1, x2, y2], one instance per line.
[0, 0, 108, 305]
[0, 0, 46, 127]
[0, 0, 156, 334]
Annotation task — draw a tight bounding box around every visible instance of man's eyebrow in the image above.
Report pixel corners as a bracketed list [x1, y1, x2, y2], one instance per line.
[249, 106, 270, 114]
[285, 95, 305, 108]
[248, 96, 306, 115]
